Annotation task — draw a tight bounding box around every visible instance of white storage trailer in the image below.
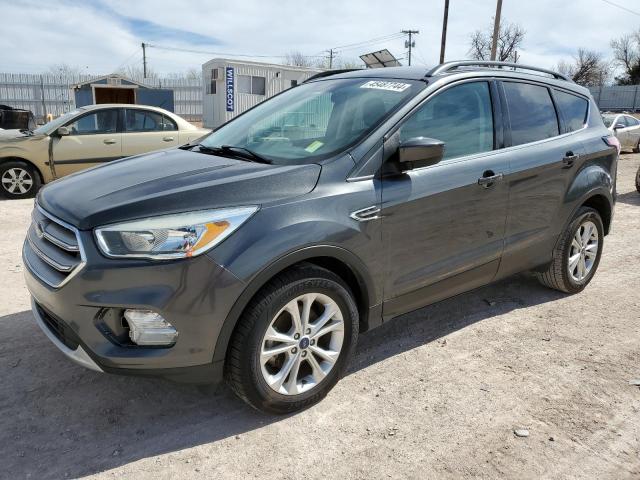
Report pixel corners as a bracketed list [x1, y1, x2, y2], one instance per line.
[202, 58, 321, 129]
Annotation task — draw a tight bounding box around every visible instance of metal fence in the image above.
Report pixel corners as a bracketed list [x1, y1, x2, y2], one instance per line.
[589, 85, 640, 112]
[0, 72, 203, 123]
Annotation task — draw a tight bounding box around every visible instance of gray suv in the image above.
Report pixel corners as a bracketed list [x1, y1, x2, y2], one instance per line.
[23, 61, 619, 413]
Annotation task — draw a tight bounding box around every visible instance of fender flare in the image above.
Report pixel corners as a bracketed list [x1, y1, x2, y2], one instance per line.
[211, 244, 377, 364]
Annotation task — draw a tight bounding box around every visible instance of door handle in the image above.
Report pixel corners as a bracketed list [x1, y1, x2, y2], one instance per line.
[562, 152, 578, 168]
[103, 139, 117, 145]
[162, 136, 175, 142]
[477, 171, 503, 188]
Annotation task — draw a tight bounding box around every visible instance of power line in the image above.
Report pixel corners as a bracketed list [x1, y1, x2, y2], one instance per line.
[147, 43, 324, 59]
[599, 0, 640, 16]
[332, 33, 404, 52]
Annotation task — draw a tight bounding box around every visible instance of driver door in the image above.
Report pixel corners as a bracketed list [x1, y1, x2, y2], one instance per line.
[52, 108, 122, 178]
[381, 80, 509, 319]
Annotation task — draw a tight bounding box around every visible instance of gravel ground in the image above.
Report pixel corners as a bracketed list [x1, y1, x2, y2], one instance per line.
[1, 154, 639, 480]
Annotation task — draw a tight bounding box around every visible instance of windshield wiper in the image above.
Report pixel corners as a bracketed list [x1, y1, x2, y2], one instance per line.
[191, 143, 271, 164]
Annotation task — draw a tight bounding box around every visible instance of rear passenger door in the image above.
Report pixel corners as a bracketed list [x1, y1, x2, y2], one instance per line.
[496, 81, 588, 278]
[121, 109, 179, 157]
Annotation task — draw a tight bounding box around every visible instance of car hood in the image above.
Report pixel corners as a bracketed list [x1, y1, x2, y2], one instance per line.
[38, 148, 321, 229]
[0, 129, 47, 142]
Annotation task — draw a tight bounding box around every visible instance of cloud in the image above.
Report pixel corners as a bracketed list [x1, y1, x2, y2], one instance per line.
[0, 0, 638, 74]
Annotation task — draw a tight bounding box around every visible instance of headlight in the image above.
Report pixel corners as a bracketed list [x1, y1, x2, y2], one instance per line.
[94, 206, 258, 259]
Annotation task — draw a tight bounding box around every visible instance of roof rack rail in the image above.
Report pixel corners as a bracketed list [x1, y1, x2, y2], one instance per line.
[304, 69, 361, 83]
[427, 61, 571, 82]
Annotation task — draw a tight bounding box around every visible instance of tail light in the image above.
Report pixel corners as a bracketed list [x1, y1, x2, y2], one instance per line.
[603, 135, 621, 155]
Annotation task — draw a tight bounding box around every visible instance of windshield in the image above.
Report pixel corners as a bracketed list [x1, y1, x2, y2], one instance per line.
[601, 115, 616, 128]
[200, 78, 424, 164]
[33, 109, 83, 135]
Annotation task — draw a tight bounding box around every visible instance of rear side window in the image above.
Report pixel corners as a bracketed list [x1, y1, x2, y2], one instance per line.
[503, 82, 559, 146]
[125, 110, 175, 132]
[554, 90, 588, 132]
[399, 81, 494, 161]
[625, 116, 639, 127]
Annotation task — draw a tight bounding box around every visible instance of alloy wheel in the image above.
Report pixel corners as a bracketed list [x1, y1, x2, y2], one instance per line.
[1, 168, 33, 194]
[260, 293, 344, 396]
[568, 220, 599, 282]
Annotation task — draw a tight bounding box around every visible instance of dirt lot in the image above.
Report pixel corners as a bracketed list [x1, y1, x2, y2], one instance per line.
[1, 155, 639, 480]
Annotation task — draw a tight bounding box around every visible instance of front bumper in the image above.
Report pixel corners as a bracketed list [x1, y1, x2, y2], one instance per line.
[31, 298, 103, 372]
[24, 222, 246, 382]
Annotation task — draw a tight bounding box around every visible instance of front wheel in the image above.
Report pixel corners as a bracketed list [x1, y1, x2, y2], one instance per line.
[225, 263, 359, 414]
[635, 165, 640, 193]
[536, 207, 604, 293]
[0, 161, 41, 199]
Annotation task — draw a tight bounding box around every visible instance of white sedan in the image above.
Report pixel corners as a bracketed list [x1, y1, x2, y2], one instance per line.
[602, 113, 640, 153]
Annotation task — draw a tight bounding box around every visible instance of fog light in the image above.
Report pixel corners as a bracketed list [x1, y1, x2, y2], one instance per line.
[123, 309, 178, 346]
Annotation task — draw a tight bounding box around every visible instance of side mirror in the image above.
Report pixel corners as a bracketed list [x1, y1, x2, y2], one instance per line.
[613, 123, 625, 130]
[398, 137, 445, 170]
[56, 126, 70, 136]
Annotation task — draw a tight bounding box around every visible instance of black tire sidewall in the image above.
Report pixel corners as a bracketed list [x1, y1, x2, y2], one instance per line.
[560, 208, 604, 293]
[0, 161, 41, 199]
[240, 274, 358, 413]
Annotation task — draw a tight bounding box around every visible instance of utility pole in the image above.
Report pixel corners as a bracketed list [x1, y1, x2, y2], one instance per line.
[439, 0, 450, 64]
[402, 30, 419, 66]
[490, 0, 503, 61]
[142, 42, 147, 79]
[327, 48, 334, 69]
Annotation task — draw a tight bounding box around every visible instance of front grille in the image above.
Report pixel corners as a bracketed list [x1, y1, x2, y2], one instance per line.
[23, 206, 84, 288]
[35, 302, 80, 350]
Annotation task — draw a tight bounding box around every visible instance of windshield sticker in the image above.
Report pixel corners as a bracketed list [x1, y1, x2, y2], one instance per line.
[360, 81, 411, 92]
[305, 140, 324, 153]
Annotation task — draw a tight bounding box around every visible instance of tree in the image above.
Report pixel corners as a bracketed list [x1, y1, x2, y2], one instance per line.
[556, 49, 610, 86]
[610, 31, 640, 85]
[47, 63, 84, 77]
[284, 51, 316, 68]
[468, 19, 525, 62]
[117, 64, 158, 82]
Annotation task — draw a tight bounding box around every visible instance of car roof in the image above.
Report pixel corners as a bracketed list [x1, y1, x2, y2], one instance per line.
[78, 103, 170, 113]
[309, 60, 590, 97]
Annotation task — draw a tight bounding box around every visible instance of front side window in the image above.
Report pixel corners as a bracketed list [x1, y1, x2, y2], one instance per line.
[200, 78, 424, 164]
[125, 110, 173, 132]
[554, 90, 588, 132]
[67, 110, 117, 135]
[399, 82, 494, 161]
[503, 82, 559, 146]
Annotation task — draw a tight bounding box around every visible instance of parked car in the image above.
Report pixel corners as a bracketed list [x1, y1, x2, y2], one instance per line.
[23, 61, 618, 414]
[0, 104, 209, 199]
[602, 112, 640, 153]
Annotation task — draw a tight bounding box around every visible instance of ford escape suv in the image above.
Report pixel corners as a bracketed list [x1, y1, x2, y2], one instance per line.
[23, 61, 619, 414]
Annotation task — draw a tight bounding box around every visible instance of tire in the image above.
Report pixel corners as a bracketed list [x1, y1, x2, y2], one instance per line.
[633, 139, 640, 154]
[225, 263, 359, 414]
[0, 161, 41, 199]
[635, 165, 640, 193]
[536, 207, 604, 294]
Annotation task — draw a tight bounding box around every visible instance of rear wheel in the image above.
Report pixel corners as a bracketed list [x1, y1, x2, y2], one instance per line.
[536, 207, 604, 293]
[225, 263, 359, 414]
[0, 161, 41, 199]
[635, 165, 640, 193]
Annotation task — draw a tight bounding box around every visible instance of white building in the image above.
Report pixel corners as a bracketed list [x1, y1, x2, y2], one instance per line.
[202, 58, 321, 129]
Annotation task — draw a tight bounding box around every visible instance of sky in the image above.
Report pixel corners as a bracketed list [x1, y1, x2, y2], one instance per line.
[1, 0, 639, 76]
